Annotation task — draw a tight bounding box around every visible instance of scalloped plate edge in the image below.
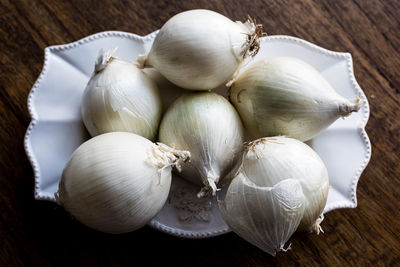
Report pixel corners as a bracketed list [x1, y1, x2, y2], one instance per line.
[24, 31, 371, 238]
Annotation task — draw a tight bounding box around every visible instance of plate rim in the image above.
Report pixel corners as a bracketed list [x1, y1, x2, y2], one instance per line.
[24, 30, 371, 238]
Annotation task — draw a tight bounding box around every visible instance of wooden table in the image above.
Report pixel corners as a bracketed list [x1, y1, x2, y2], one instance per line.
[1, 0, 399, 265]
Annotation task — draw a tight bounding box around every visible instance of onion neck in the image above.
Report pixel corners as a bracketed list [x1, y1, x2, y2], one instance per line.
[136, 54, 152, 69]
[311, 214, 325, 234]
[95, 48, 118, 73]
[147, 143, 190, 172]
[239, 16, 266, 59]
[339, 97, 362, 117]
[197, 172, 220, 198]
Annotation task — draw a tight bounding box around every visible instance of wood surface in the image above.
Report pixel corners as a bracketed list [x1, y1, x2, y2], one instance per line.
[1, 0, 399, 266]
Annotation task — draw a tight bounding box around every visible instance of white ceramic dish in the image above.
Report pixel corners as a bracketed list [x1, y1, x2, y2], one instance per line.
[24, 30, 371, 238]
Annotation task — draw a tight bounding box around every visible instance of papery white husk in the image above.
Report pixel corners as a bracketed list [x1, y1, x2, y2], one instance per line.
[219, 175, 305, 256]
[219, 136, 329, 253]
[81, 49, 162, 140]
[230, 57, 361, 141]
[159, 92, 244, 197]
[138, 9, 262, 90]
[56, 132, 190, 234]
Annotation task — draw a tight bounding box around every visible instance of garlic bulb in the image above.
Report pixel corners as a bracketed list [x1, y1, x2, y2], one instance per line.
[81, 49, 162, 140]
[219, 137, 329, 254]
[56, 132, 190, 234]
[159, 92, 244, 197]
[138, 9, 263, 90]
[230, 57, 361, 141]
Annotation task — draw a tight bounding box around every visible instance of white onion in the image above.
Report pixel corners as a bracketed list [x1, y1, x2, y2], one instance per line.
[81, 49, 162, 140]
[230, 57, 361, 141]
[138, 9, 262, 90]
[159, 92, 244, 197]
[219, 136, 329, 255]
[56, 132, 189, 234]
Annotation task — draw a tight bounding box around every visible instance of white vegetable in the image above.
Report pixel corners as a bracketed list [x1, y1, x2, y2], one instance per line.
[230, 57, 361, 141]
[159, 92, 244, 197]
[220, 176, 305, 256]
[219, 137, 329, 255]
[56, 132, 190, 234]
[138, 9, 263, 90]
[81, 49, 162, 140]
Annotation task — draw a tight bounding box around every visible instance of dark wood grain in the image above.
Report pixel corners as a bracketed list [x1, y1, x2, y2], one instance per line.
[1, 0, 399, 265]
